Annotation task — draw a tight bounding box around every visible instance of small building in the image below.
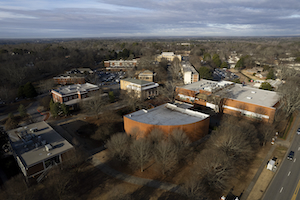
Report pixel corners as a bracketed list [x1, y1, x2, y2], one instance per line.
[120, 78, 159, 99]
[7, 121, 74, 182]
[104, 59, 139, 71]
[124, 103, 210, 142]
[156, 52, 182, 62]
[51, 83, 99, 105]
[177, 79, 280, 122]
[138, 70, 155, 82]
[53, 74, 85, 85]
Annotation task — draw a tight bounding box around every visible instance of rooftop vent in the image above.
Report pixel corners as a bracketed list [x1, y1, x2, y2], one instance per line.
[251, 91, 256, 94]
[142, 109, 148, 113]
[45, 144, 53, 152]
[246, 97, 252, 99]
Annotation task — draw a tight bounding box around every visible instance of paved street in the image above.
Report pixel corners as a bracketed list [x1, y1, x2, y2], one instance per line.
[263, 131, 300, 199]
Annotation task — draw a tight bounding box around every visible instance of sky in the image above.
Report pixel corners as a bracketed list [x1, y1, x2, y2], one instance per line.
[0, 0, 300, 38]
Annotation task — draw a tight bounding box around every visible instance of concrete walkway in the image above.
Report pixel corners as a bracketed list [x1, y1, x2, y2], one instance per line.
[91, 155, 182, 194]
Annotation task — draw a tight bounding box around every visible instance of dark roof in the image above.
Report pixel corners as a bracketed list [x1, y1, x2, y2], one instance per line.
[122, 78, 152, 85]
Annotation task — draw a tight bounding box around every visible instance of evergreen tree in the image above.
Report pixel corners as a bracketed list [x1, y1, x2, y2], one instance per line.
[61, 104, 69, 116]
[260, 82, 273, 91]
[23, 82, 37, 98]
[18, 104, 27, 118]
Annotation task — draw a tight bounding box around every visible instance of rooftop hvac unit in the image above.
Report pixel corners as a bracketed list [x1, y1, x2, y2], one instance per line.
[45, 144, 53, 152]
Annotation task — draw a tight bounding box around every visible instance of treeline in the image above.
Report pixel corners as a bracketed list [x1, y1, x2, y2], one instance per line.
[106, 128, 191, 175]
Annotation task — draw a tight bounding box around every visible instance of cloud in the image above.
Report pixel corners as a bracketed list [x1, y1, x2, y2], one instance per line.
[0, 0, 300, 38]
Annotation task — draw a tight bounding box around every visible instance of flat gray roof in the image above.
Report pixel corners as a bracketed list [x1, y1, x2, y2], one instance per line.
[124, 103, 209, 126]
[216, 84, 280, 108]
[7, 121, 73, 168]
[122, 78, 153, 86]
[179, 79, 233, 92]
[52, 83, 99, 96]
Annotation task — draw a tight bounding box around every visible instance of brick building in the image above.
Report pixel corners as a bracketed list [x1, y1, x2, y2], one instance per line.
[7, 121, 74, 182]
[53, 74, 85, 85]
[177, 79, 280, 122]
[124, 103, 210, 142]
[120, 78, 159, 99]
[104, 59, 139, 71]
[156, 52, 182, 62]
[51, 83, 99, 105]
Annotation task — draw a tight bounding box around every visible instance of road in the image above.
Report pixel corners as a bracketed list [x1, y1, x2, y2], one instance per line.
[263, 134, 300, 200]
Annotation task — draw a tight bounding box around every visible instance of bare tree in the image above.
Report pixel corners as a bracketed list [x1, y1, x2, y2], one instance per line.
[278, 76, 300, 117]
[80, 90, 108, 119]
[121, 90, 146, 112]
[197, 149, 234, 197]
[154, 139, 178, 175]
[159, 81, 178, 103]
[169, 129, 191, 160]
[168, 57, 182, 81]
[147, 127, 166, 146]
[129, 138, 152, 172]
[182, 175, 204, 200]
[107, 133, 131, 161]
[258, 123, 275, 146]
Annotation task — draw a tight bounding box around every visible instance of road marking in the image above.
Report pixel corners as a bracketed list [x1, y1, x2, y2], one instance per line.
[298, 147, 300, 151]
[294, 158, 297, 162]
[291, 179, 300, 200]
[288, 171, 291, 176]
[280, 187, 284, 193]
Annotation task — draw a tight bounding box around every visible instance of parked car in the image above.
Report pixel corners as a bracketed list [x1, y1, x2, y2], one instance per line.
[297, 128, 300, 135]
[287, 151, 295, 161]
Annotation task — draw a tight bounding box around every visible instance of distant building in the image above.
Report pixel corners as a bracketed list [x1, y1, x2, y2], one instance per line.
[177, 79, 280, 122]
[156, 52, 182, 62]
[51, 83, 99, 106]
[227, 51, 240, 69]
[104, 59, 139, 71]
[53, 74, 85, 85]
[138, 70, 155, 82]
[120, 78, 159, 99]
[124, 103, 210, 142]
[181, 62, 199, 84]
[7, 121, 74, 182]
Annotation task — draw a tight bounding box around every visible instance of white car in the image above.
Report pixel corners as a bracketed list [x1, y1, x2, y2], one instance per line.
[297, 128, 300, 135]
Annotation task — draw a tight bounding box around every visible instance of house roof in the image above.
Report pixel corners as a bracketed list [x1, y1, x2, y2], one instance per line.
[7, 121, 73, 168]
[124, 103, 209, 126]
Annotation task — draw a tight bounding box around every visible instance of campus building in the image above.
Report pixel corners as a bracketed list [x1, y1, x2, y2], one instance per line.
[7, 121, 74, 182]
[53, 74, 85, 85]
[51, 83, 99, 106]
[138, 70, 155, 82]
[156, 52, 182, 62]
[104, 59, 139, 71]
[181, 62, 199, 85]
[177, 79, 280, 122]
[120, 78, 159, 99]
[124, 103, 210, 142]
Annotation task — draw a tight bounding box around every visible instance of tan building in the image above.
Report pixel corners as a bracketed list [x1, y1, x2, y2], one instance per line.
[124, 103, 210, 142]
[120, 78, 159, 99]
[156, 52, 182, 62]
[181, 62, 199, 84]
[104, 59, 139, 71]
[177, 79, 280, 123]
[7, 121, 74, 182]
[138, 70, 155, 82]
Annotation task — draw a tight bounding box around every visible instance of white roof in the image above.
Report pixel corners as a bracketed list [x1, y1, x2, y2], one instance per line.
[215, 84, 280, 108]
[125, 103, 209, 126]
[161, 52, 175, 56]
